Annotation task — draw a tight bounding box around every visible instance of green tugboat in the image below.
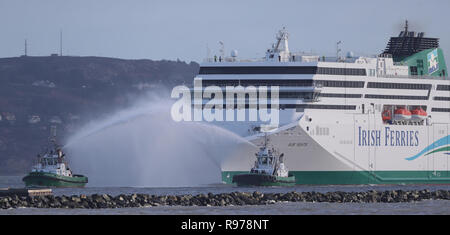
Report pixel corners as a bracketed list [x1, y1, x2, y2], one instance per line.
[232, 135, 295, 186]
[22, 126, 88, 188]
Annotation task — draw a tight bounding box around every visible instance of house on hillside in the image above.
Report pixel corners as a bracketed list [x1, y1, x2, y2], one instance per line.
[49, 116, 62, 124]
[2, 112, 16, 124]
[28, 115, 41, 124]
[32, 80, 56, 88]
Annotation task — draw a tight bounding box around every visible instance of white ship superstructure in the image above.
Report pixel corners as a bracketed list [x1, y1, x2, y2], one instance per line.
[193, 23, 450, 184]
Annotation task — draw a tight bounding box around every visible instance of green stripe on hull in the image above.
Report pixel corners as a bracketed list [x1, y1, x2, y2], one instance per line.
[23, 172, 88, 188]
[222, 171, 450, 185]
[232, 173, 296, 186]
[425, 146, 450, 156]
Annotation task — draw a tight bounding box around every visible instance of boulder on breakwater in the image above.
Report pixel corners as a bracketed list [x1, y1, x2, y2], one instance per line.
[0, 190, 449, 209]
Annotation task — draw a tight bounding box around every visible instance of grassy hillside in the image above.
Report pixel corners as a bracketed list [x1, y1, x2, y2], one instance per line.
[0, 56, 199, 175]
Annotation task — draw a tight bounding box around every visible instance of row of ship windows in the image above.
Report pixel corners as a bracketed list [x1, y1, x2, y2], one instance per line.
[289, 104, 357, 110]
[220, 92, 362, 99]
[202, 104, 356, 110]
[365, 94, 428, 100]
[292, 93, 449, 101]
[431, 108, 450, 112]
[434, 97, 450, 101]
[208, 91, 450, 101]
[201, 104, 450, 112]
[296, 106, 450, 112]
[201, 79, 364, 88]
[437, 85, 450, 91]
[319, 93, 362, 98]
[367, 82, 431, 90]
[199, 66, 367, 76]
[201, 80, 449, 91]
[316, 67, 366, 76]
[316, 80, 364, 88]
[201, 79, 314, 87]
[208, 92, 316, 99]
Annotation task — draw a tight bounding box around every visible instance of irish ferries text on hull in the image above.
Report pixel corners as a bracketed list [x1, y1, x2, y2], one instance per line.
[193, 21, 450, 185]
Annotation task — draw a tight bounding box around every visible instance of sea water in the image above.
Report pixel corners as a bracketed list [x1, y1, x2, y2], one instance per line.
[0, 176, 449, 215]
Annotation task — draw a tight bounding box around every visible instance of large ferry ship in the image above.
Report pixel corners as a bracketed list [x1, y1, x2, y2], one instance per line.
[193, 21, 450, 184]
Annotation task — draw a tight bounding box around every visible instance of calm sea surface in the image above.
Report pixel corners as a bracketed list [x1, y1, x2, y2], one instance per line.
[1, 176, 449, 215]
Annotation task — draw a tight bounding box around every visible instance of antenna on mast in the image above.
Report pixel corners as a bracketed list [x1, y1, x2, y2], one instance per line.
[404, 19, 409, 33]
[336, 41, 342, 62]
[264, 133, 268, 148]
[24, 39, 27, 56]
[218, 41, 225, 59]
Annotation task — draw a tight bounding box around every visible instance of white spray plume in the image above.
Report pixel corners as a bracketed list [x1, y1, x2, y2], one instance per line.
[64, 93, 253, 187]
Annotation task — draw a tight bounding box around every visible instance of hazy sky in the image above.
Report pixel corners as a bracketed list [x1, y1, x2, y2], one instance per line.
[1, 0, 449, 63]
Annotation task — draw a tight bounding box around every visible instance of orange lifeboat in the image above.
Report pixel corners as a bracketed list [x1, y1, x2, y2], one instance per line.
[382, 109, 392, 122]
[393, 108, 411, 121]
[411, 108, 427, 121]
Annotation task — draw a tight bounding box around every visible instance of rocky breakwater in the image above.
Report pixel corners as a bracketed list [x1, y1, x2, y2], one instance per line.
[1, 190, 449, 209]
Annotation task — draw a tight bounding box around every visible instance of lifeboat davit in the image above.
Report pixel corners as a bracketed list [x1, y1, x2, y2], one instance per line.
[393, 108, 411, 121]
[382, 110, 392, 122]
[411, 108, 427, 121]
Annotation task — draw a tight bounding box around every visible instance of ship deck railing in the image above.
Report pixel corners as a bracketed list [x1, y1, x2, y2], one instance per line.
[203, 55, 369, 63]
[378, 74, 448, 80]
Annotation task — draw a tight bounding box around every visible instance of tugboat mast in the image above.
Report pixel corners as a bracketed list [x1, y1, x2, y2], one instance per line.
[404, 19, 408, 33]
[263, 133, 268, 148]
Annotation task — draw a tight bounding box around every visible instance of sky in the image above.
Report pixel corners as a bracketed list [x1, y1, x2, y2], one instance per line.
[0, 0, 449, 63]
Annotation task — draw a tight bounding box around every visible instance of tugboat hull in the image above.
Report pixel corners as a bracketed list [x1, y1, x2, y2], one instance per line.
[232, 173, 295, 186]
[22, 172, 88, 188]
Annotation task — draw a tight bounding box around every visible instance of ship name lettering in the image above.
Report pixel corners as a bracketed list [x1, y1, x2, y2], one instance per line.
[358, 126, 419, 147]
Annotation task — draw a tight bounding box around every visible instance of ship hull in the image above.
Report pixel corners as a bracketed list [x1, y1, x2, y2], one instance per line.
[22, 172, 88, 188]
[223, 170, 450, 185]
[220, 111, 450, 185]
[232, 173, 295, 186]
